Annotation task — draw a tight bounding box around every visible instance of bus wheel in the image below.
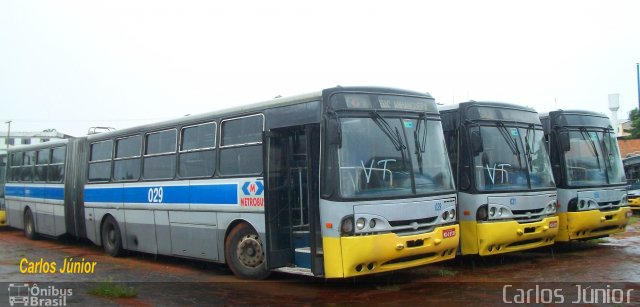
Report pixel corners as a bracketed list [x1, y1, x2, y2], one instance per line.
[101, 216, 124, 257]
[24, 208, 37, 240]
[225, 223, 271, 280]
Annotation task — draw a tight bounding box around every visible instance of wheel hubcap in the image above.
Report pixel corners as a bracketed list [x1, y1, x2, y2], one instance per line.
[236, 234, 264, 268]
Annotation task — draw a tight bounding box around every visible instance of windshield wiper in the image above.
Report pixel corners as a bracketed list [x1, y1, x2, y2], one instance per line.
[413, 114, 428, 174]
[370, 111, 406, 152]
[496, 121, 522, 169]
[579, 127, 601, 169]
[524, 124, 535, 171]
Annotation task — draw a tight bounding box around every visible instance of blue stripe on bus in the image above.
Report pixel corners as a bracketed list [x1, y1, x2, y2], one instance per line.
[5, 186, 65, 200]
[84, 184, 238, 205]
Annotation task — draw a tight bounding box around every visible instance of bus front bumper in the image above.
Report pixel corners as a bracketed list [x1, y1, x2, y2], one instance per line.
[322, 224, 459, 278]
[461, 217, 559, 256]
[556, 207, 631, 241]
[0, 210, 7, 227]
[628, 197, 640, 211]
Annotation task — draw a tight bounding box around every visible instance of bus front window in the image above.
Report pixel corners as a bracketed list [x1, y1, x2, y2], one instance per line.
[337, 116, 454, 198]
[408, 118, 455, 194]
[565, 130, 607, 186]
[473, 125, 554, 191]
[525, 127, 555, 189]
[603, 131, 626, 184]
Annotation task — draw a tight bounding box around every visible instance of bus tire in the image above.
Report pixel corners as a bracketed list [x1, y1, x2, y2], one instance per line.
[24, 208, 37, 240]
[224, 223, 271, 280]
[101, 216, 124, 257]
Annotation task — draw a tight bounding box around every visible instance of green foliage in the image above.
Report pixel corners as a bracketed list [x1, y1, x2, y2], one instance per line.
[626, 108, 640, 139]
[88, 282, 137, 298]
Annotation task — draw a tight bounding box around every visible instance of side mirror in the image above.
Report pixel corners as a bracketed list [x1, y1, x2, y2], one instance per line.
[559, 131, 570, 151]
[470, 126, 483, 156]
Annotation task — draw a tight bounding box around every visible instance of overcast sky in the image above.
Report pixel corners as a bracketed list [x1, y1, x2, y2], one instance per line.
[1, 0, 639, 136]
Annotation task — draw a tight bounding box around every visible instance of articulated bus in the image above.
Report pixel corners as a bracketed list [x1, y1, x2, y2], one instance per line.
[5, 86, 460, 279]
[540, 110, 631, 241]
[0, 153, 6, 226]
[440, 102, 559, 256]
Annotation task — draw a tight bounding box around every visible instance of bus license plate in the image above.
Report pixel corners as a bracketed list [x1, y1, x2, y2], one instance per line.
[442, 228, 456, 238]
[549, 221, 558, 228]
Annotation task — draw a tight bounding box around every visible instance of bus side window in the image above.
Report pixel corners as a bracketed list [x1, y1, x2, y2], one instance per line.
[219, 114, 264, 175]
[88, 140, 113, 182]
[179, 122, 217, 178]
[143, 129, 177, 180]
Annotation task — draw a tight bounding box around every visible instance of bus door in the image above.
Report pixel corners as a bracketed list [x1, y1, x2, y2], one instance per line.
[264, 125, 321, 274]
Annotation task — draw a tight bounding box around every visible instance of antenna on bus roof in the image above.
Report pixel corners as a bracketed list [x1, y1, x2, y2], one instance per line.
[87, 127, 116, 135]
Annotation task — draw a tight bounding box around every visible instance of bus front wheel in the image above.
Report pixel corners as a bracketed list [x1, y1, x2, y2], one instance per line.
[224, 223, 271, 280]
[101, 216, 124, 257]
[24, 208, 37, 240]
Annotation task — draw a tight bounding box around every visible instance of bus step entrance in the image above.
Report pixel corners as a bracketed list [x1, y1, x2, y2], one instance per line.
[293, 231, 311, 269]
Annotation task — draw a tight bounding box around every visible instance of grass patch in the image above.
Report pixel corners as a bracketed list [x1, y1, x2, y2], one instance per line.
[88, 281, 137, 298]
[629, 215, 640, 225]
[438, 269, 458, 277]
[375, 284, 401, 292]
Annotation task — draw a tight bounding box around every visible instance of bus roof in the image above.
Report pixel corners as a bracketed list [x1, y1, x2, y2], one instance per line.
[6, 138, 70, 153]
[86, 86, 433, 141]
[439, 101, 536, 113]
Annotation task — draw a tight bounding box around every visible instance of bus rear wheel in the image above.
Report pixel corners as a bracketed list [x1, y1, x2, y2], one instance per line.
[24, 208, 37, 240]
[225, 223, 271, 280]
[101, 216, 124, 257]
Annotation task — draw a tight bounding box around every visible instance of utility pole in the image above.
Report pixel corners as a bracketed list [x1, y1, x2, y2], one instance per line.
[5, 120, 11, 154]
[637, 63, 640, 110]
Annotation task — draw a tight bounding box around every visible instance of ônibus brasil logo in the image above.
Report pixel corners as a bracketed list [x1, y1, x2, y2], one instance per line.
[8, 283, 73, 306]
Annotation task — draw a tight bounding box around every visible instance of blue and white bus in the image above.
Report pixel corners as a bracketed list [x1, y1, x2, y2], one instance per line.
[5, 86, 460, 279]
[0, 153, 6, 226]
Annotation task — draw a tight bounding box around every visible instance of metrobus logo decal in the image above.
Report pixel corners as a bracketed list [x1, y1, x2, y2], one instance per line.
[240, 180, 264, 207]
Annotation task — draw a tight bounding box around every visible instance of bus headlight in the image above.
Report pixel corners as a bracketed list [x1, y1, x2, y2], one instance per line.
[476, 205, 488, 221]
[450, 208, 456, 220]
[489, 207, 497, 218]
[577, 198, 599, 211]
[369, 219, 376, 228]
[356, 217, 366, 230]
[442, 211, 449, 221]
[546, 201, 556, 214]
[341, 216, 354, 235]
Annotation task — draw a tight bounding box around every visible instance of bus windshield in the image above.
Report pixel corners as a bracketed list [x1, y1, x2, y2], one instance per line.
[564, 129, 625, 186]
[338, 116, 454, 198]
[474, 125, 554, 191]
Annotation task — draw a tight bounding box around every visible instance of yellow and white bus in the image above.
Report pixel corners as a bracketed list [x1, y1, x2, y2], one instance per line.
[440, 102, 559, 256]
[540, 110, 631, 241]
[5, 86, 459, 279]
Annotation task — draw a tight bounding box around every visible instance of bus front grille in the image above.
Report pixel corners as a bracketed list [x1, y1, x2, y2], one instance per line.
[511, 208, 545, 223]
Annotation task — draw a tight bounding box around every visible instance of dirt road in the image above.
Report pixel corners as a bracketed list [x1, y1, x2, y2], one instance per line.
[1, 219, 639, 306]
